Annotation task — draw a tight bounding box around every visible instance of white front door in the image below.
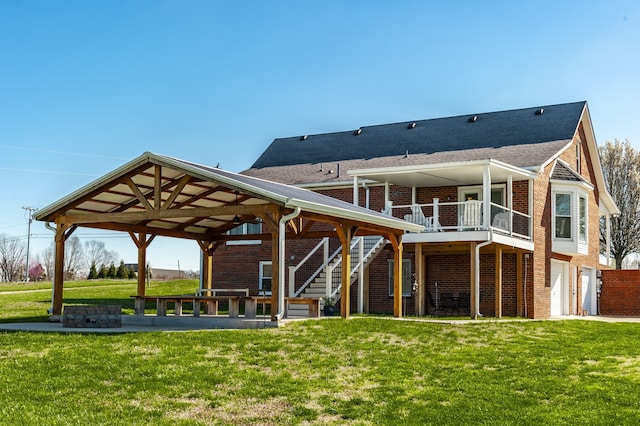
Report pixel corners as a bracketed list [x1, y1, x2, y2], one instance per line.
[581, 268, 596, 315]
[550, 261, 565, 316]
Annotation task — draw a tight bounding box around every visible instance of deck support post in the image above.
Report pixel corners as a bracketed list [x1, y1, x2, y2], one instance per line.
[495, 246, 503, 318]
[516, 252, 523, 317]
[470, 242, 478, 319]
[389, 234, 404, 318]
[415, 243, 425, 316]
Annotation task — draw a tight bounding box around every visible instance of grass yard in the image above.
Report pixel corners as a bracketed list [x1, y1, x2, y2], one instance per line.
[1, 280, 639, 425]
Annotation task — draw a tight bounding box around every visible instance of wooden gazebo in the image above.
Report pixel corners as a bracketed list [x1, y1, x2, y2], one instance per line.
[34, 152, 422, 321]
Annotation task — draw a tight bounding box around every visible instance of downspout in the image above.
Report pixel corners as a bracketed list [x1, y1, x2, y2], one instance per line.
[45, 222, 57, 314]
[276, 207, 302, 320]
[474, 230, 493, 319]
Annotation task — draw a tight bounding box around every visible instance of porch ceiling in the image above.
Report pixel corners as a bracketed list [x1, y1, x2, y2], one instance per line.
[349, 159, 537, 188]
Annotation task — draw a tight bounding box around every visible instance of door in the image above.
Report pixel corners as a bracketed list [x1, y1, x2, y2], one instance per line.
[550, 261, 565, 316]
[581, 268, 595, 315]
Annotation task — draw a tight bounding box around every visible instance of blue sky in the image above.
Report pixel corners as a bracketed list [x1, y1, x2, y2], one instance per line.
[1, 1, 639, 272]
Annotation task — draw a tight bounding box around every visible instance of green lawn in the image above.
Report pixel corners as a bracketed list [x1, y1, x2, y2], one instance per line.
[1, 280, 639, 425]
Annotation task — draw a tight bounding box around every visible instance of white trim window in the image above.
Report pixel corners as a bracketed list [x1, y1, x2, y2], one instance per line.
[259, 261, 272, 295]
[578, 195, 587, 244]
[554, 192, 572, 239]
[227, 222, 262, 245]
[388, 259, 412, 297]
[552, 184, 589, 255]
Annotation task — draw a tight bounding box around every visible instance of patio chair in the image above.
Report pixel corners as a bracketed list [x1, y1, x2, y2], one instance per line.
[457, 292, 470, 315]
[492, 212, 510, 231]
[439, 292, 457, 315]
[463, 200, 482, 229]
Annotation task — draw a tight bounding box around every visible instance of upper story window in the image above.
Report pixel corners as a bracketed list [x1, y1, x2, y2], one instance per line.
[551, 184, 590, 256]
[555, 193, 572, 239]
[576, 143, 581, 174]
[579, 195, 587, 244]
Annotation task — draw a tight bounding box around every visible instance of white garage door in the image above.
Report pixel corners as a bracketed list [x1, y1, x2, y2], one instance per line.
[550, 262, 565, 316]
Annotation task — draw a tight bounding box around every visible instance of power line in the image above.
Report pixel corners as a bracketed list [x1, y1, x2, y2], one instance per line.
[22, 207, 38, 282]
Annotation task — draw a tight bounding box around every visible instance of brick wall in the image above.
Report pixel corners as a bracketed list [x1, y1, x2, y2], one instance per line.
[600, 270, 640, 316]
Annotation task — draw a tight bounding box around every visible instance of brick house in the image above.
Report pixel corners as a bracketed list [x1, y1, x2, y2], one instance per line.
[213, 101, 617, 319]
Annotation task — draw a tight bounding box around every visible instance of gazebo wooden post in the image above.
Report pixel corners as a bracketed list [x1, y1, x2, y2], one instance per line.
[389, 233, 403, 318]
[336, 225, 356, 319]
[130, 232, 155, 297]
[52, 222, 76, 316]
[269, 211, 282, 321]
[198, 241, 216, 291]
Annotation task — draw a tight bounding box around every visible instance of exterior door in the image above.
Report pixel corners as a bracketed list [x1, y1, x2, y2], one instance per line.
[550, 261, 565, 316]
[581, 268, 595, 315]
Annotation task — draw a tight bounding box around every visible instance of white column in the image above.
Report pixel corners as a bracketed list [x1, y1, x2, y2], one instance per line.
[483, 165, 491, 228]
[353, 176, 359, 206]
[507, 174, 513, 233]
[606, 214, 611, 267]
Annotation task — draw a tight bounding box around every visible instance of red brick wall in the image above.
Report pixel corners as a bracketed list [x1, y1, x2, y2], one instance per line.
[600, 270, 640, 316]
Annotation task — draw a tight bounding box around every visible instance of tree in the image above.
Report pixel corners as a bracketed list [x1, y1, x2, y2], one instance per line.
[87, 262, 98, 280]
[107, 262, 117, 279]
[28, 262, 45, 281]
[84, 240, 118, 272]
[116, 260, 127, 279]
[599, 139, 640, 269]
[63, 236, 86, 280]
[0, 234, 26, 282]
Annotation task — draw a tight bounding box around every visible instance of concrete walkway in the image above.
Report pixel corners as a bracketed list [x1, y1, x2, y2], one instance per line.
[1, 315, 638, 334]
[0, 315, 280, 333]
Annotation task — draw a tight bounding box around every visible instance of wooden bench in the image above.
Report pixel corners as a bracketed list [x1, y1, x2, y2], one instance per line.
[244, 296, 321, 319]
[131, 295, 241, 318]
[196, 288, 250, 297]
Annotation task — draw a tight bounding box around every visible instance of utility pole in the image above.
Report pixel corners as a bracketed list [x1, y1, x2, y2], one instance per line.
[22, 207, 38, 282]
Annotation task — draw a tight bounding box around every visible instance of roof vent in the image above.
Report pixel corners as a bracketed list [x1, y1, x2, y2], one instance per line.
[405, 150, 409, 158]
[468, 115, 478, 123]
[535, 108, 544, 115]
[408, 122, 416, 129]
[299, 135, 308, 141]
[354, 128, 362, 135]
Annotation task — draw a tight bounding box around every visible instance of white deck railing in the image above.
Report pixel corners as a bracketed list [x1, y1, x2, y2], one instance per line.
[392, 198, 531, 240]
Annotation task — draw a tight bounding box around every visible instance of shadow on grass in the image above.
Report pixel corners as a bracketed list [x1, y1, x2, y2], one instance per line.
[0, 316, 50, 323]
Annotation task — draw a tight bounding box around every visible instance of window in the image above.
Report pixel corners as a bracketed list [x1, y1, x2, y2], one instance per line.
[555, 193, 572, 239]
[576, 143, 581, 174]
[259, 261, 272, 295]
[229, 222, 261, 235]
[579, 195, 587, 244]
[388, 259, 412, 297]
[227, 222, 262, 245]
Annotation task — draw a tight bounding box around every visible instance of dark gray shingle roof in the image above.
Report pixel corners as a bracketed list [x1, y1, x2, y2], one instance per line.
[245, 102, 586, 185]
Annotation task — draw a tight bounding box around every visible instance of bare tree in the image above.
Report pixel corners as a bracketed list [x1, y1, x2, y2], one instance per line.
[38, 247, 54, 280]
[0, 233, 27, 282]
[63, 236, 86, 280]
[599, 139, 640, 269]
[85, 240, 118, 269]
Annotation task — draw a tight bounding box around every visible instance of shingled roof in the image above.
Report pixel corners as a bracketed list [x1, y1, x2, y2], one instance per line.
[243, 101, 587, 185]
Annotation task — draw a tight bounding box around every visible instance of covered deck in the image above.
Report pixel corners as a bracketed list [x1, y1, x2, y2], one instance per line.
[350, 158, 536, 318]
